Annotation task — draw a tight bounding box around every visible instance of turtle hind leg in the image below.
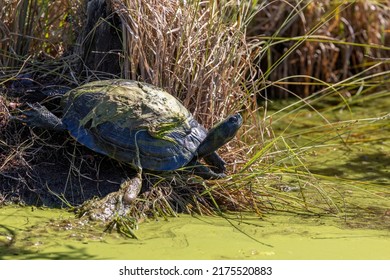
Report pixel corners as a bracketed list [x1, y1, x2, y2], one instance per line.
[121, 173, 142, 204]
[78, 173, 142, 222]
[12, 102, 65, 131]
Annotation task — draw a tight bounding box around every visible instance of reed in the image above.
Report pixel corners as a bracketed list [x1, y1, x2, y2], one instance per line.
[248, 0, 390, 97]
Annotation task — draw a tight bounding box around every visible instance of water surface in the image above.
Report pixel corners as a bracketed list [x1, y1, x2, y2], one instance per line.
[1, 206, 389, 259]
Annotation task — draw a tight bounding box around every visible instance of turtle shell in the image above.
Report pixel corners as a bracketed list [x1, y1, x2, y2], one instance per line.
[61, 80, 207, 171]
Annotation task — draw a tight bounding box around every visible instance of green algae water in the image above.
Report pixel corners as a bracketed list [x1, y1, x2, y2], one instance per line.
[1, 95, 389, 260]
[1, 206, 389, 260]
[265, 93, 389, 230]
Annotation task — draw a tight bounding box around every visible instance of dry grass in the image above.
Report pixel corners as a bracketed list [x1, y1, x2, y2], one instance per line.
[0, 0, 81, 65]
[112, 0, 256, 126]
[248, 0, 390, 97]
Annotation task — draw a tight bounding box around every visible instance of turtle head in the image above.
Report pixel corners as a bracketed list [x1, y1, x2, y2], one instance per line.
[197, 113, 243, 158]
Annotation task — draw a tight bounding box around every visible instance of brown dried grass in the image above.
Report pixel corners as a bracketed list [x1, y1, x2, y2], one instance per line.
[0, 0, 81, 66]
[111, 0, 256, 127]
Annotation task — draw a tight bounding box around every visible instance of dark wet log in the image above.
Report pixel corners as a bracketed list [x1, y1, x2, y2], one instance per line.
[76, 0, 123, 76]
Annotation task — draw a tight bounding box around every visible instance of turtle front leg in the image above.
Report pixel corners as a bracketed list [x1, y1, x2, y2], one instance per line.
[189, 159, 226, 179]
[203, 152, 226, 173]
[12, 102, 66, 131]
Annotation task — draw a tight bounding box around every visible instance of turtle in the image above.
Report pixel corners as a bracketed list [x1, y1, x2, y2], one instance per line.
[14, 79, 242, 220]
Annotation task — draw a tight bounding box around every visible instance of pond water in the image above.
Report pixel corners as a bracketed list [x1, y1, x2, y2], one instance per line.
[0, 206, 389, 260]
[1, 95, 389, 260]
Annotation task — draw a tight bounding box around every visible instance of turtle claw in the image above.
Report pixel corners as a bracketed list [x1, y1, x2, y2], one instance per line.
[11, 103, 41, 125]
[215, 173, 227, 179]
[190, 160, 227, 179]
[210, 161, 226, 174]
[9, 114, 25, 123]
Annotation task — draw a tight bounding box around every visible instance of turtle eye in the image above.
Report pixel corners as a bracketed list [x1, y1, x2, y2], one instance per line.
[230, 115, 238, 123]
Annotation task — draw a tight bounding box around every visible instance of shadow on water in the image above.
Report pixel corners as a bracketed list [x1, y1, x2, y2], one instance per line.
[0, 225, 96, 260]
[309, 151, 389, 184]
[306, 146, 390, 230]
[346, 152, 390, 181]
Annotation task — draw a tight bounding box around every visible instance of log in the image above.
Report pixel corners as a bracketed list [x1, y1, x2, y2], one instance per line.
[76, 0, 123, 76]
